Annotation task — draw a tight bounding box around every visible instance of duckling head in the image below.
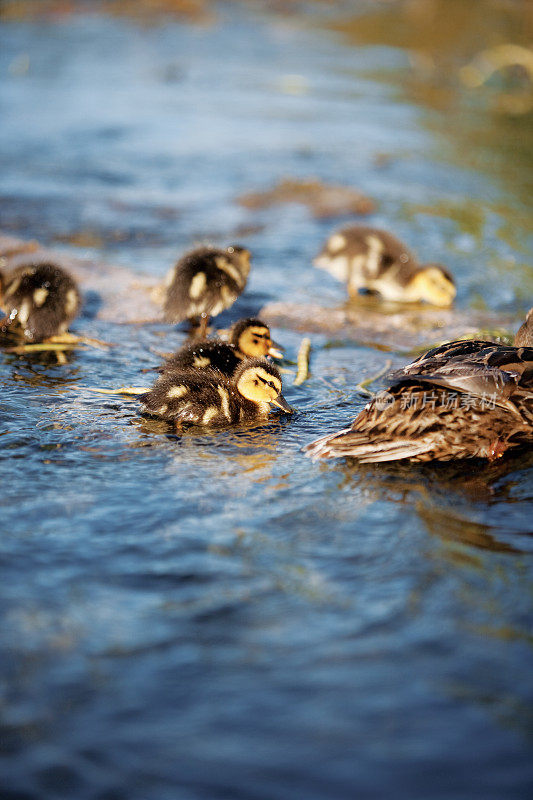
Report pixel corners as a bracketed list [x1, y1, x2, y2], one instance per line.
[515, 307, 533, 347]
[227, 245, 252, 279]
[231, 318, 284, 360]
[404, 264, 456, 307]
[234, 359, 292, 412]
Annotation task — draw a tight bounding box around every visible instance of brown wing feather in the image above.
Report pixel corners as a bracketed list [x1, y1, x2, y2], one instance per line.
[306, 341, 533, 463]
[395, 341, 533, 407]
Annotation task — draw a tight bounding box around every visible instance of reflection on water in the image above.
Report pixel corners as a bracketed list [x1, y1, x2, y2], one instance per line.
[334, 450, 533, 552]
[0, 2, 532, 799]
[417, 502, 522, 554]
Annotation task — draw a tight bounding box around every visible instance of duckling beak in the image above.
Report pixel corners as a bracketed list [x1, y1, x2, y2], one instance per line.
[271, 394, 293, 413]
[268, 340, 284, 359]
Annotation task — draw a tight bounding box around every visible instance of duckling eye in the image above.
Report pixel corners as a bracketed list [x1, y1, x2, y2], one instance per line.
[253, 379, 259, 386]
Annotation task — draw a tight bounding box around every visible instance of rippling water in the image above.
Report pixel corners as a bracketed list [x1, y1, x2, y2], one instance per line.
[1, 3, 532, 799]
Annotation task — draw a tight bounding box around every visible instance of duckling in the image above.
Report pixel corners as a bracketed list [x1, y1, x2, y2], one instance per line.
[306, 311, 533, 463]
[0, 261, 81, 342]
[162, 245, 251, 337]
[141, 358, 292, 428]
[161, 317, 283, 376]
[314, 225, 456, 307]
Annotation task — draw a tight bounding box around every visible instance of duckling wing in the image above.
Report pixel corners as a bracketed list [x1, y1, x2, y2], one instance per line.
[164, 248, 247, 322]
[141, 369, 236, 426]
[3, 262, 80, 340]
[188, 255, 243, 316]
[162, 341, 239, 376]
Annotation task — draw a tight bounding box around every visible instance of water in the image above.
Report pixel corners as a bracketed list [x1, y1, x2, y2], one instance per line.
[1, 3, 532, 798]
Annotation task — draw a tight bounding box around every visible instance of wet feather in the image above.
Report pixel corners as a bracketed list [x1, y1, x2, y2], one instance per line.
[141, 358, 291, 428]
[0, 261, 81, 342]
[160, 318, 281, 376]
[306, 313, 533, 463]
[162, 245, 251, 327]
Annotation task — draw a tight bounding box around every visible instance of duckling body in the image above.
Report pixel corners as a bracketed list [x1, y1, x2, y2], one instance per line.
[163, 245, 251, 335]
[141, 358, 291, 428]
[161, 318, 283, 376]
[0, 261, 81, 342]
[314, 225, 456, 307]
[163, 341, 242, 377]
[306, 313, 533, 463]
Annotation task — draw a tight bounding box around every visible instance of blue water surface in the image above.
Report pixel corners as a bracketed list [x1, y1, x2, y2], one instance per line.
[1, 3, 532, 799]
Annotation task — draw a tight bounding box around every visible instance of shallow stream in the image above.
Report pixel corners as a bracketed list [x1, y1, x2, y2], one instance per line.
[1, 2, 532, 798]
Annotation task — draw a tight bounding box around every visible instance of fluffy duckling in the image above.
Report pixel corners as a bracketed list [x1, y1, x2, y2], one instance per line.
[306, 311, 533, 463]
[314, 225, 456, 307]
[0, 261, 81, 342]
[141, 358, 292, 428]
[161, 317, 283, 376]
[163, 245, 251, 337]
